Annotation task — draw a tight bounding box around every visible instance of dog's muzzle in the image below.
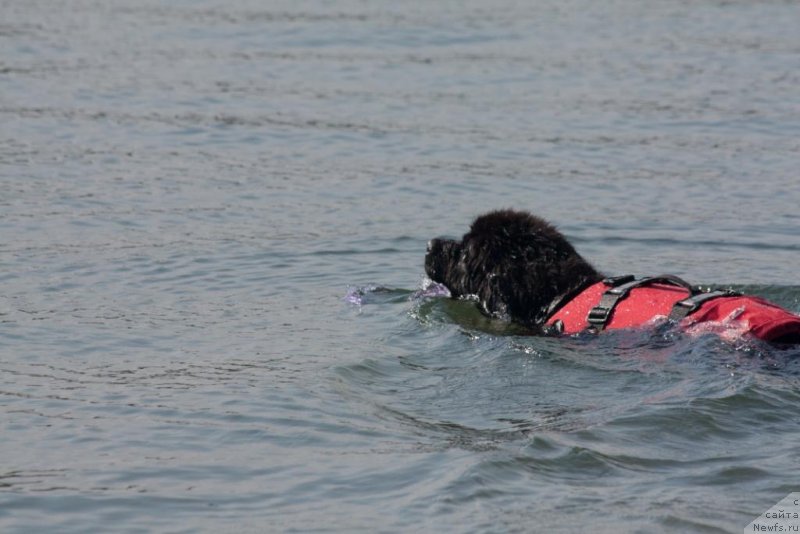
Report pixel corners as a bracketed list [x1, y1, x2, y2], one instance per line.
[425, 238, 457, 283]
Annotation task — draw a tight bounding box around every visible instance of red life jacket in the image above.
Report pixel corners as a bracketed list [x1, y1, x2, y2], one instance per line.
[546, 275, 800, 343]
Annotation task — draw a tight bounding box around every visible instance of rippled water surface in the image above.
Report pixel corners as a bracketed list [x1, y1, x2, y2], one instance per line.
[2, 1, 800, 532]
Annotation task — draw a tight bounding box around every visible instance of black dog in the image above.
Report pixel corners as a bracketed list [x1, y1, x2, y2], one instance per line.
[425, 209, 800, 343]
[425, 209, 602, 331]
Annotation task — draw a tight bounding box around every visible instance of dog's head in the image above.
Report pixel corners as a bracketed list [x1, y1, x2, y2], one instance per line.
[425, 209, 601, 328]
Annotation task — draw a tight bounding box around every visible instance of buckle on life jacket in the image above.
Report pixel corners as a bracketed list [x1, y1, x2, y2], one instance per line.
[586, 297, 617, 328]
[581, 275, 635, 330]
[585, 276, 636, 330]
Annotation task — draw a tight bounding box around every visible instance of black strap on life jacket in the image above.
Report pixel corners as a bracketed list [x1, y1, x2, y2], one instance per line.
[543, 276, 605, 325]
[667, 288, 741, 322]
[587, 274, 696, 331]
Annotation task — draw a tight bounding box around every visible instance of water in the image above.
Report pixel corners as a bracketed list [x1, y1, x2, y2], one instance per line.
[2, 0, 800, 532]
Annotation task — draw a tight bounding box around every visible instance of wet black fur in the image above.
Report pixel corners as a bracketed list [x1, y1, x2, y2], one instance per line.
[425, 209, 603, 332]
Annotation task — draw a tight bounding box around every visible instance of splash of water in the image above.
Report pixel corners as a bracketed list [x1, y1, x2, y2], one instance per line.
[344, 278, 450, 308]
[411, 277, 451, 299]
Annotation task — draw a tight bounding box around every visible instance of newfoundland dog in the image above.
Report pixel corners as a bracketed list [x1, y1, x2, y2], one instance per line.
[424, 209, 800, 343]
